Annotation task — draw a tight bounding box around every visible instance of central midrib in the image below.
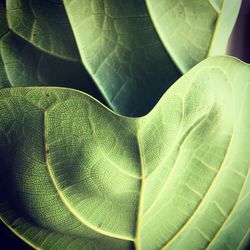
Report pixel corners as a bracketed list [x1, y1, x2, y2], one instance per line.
[43, 108, 134, 242]
[206, 0, 223, 57]
[134, 120, 145, 250]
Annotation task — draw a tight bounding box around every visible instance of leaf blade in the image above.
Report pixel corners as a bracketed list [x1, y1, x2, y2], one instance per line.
[6, 0, 80, 61]
[0, 57, 249, 249]
[146, 0, 242, 73]
[63, 0, 181, 116]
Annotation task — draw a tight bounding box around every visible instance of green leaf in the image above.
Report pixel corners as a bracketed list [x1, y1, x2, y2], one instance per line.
[146, 0, 242, 73]
[6, 0, 80, 61]
[63, 0, 181, 116]
[0, 32, 101, 97]
[63, 0, 241, 116]
[0, 2, 10, 88]
[0, 56, 249, 249]
[0, 221, 32, 249]
[1, 0, 242, 116]
[0, 2, 104, 102]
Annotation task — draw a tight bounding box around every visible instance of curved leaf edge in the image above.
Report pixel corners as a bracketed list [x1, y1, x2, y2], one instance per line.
[0, 218, 36, 250]
[0, 55, 243, 118]
[0, 55, 249, 249]
[5, 0, 81, 63]
[145, 0, 242, 74]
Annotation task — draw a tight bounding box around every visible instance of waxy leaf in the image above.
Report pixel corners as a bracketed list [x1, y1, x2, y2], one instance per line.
[146, 0, 242, 73]
[64, 0, 181, 116]
[0, 2, 10, 88]
[1, 0, 242, 116]
[0, 32, 99, 94]
[0, 57, 249, 249]
[6, 0, 80, 61]
[64, 0, 241, 116]
[0, 1, 104, 102]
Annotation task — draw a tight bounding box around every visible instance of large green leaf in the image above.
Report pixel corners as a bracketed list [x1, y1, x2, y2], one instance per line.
[63, 0, 182, 116]
[0, 32, 97, 93]
[6, 0, 80, 61]
[1, 0, 242, 116]
[0, 2, 10, 88]
[0, 56, 249, 249]
[63, 0, 241, 116]
[0, 1, 104, 102]
[146, 0, 242, 73]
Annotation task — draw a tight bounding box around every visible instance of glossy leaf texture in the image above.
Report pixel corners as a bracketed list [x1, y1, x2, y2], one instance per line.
[63, 0, 241, 115]
[0, 0, 103, 101]
[0, 56, 249, 249]
[146, 0, 242, 73]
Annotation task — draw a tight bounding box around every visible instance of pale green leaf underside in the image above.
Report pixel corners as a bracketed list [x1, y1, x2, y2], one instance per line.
[63, 0, 181, 116]
[0, 2, 103, 101]
[0, 32, 100, 95]
[63, 0, 241, 116]
[0, 57, 249, 249]
[1, 0, 241, 116]
[146, 0, 242, 73]
[6, 0, 80, 61]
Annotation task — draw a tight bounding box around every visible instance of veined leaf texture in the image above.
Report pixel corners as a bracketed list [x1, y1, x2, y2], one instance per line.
[0, 0, 241, 116]
[0, 57, 249, 249]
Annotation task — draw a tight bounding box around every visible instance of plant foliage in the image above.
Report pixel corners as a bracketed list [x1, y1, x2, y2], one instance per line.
[0, 57, 249, 249]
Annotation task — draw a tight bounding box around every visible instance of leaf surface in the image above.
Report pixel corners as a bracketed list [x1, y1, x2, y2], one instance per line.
[0, 2, 104, 102]
[0, 56, 249, 249]
[146, 0, 242, 73]
[63, 0, 182, 116]
[0, 2, 10, 88]
[63, 0, 241, 116]
[6, 0, 80, 61]
[1, 0, 242, 116]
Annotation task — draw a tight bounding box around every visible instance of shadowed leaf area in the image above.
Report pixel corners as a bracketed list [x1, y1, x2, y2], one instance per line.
[0, 57, 249, 249]
[0, 0, 241, 116]
[0, 0, 105, 104]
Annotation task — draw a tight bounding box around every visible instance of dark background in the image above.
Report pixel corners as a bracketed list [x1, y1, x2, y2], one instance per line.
[227, 0, 250, 62]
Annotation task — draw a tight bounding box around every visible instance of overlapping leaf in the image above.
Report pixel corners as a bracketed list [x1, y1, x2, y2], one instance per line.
[0, 2, 9, 88]
[0, 0, 103, 101]
[1, 0, 240, 116]
[0, 57, 249, 249]
[63, 0, 181, 116]
[146, 0, 242, 73]
[63, 0, 241, 115]
[6, 0, 80, 61]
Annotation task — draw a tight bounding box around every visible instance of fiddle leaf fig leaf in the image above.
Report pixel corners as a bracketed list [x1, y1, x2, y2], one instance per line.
[63, 0, 241, 116]
[6, 0, 80, 61]
[0, 2, 10, 88]
[0, 1, 104, 102]
[0, 32, 104, 100]
[0, 57, 249, 249]
[63, 0, 181, 116]
[146, 0, 242, 73]
[0, 0, 242, 116]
